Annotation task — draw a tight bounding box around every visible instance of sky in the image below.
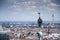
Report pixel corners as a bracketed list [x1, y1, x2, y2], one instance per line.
[0, 0, 60, 22]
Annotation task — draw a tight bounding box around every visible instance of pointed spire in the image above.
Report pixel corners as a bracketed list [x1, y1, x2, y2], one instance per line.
[37, 12, 42, 28]
[38, 13, 40, 17]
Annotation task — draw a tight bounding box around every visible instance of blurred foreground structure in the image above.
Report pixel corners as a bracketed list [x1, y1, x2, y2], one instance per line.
[0, 33, 9, 40]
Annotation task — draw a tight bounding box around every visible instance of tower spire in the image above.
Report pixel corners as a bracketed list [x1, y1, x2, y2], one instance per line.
[38, 13, 40, 17]
[37, 12, 42, 28]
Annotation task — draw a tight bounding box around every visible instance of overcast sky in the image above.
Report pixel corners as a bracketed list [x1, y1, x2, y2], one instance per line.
[0, 0, 60, 22]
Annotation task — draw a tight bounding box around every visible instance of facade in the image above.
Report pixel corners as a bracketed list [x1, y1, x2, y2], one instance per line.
[0, 33, 10, 40]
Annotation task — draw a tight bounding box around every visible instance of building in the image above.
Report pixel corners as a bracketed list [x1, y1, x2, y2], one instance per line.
[0, 33, 10, 40]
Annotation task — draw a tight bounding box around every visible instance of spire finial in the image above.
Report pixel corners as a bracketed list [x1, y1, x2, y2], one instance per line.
[38, 13, 40, 17]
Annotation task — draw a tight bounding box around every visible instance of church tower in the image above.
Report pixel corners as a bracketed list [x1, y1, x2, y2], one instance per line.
[37, 13, 42, 28]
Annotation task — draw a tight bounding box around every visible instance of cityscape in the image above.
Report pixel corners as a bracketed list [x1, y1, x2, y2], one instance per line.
[0, 0, 60, 40]
[0, 21, 60, 40]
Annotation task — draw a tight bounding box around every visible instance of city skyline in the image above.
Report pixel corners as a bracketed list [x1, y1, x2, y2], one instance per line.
[0, 0, 60, 22]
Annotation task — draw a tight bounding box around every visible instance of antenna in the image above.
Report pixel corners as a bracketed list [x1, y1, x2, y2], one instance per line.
[52, 13, 54, 24]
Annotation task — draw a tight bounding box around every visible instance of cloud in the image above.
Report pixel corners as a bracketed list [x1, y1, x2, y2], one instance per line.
[8, 0, 37, 11]
[0, 0, 60, 21]
[52, 0, 60, 5]
[7, 0, 60, 12]
[49, 3, 60, 7]
[42, 0, 51, 3]
[40, 2, 60, 12]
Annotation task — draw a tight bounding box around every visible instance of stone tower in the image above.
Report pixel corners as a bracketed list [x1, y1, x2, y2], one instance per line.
[37, 13, 42, 28]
